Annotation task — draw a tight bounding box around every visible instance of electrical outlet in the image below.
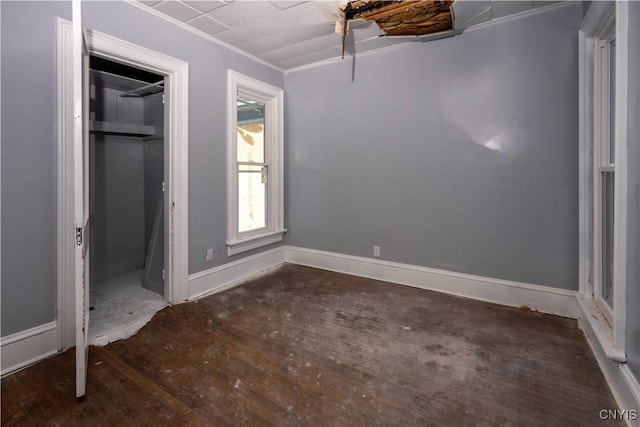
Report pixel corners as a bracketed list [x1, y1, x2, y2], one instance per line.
[373, 245, 381, 257]
[206, 248, 214, 261]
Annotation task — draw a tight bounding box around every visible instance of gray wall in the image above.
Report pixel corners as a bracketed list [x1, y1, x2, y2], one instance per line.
[143, 92, 164, 254]
[90, 134, 145, 281]
[1, 0, 284, 336]
[90, 86, 146, 281]
[284, 3, 582, 290]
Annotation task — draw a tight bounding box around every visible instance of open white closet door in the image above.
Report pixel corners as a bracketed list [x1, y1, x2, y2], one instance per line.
[72, 0, 90, 398]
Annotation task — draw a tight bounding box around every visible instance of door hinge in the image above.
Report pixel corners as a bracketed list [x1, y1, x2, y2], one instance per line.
[76, 227, 83, 246]
[162, 94, 165, 104]
[162, 181, 165, 192]
[162, 269, 165, 279]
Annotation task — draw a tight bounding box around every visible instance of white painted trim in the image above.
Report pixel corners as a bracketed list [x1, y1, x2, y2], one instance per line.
[57, 19, 190, 350]
[285, 246, 579, 318]
[124, 0, 283, 73]
[578, 0, 631, 365]
[188, 247, 285, 301]
[620, 364, 640, 415]
[578, 30, 594, 297]
[612, 0, 629, 363]
[226, 229, 286, 256]
[577, 295, 626, 362]
[226, 70, 285, 256]
[56, 18, 75, 351]
[1, 322, 58, 377]
[578, 311, 640, 421]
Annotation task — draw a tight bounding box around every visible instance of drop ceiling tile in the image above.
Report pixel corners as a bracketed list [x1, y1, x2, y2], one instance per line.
[239, 22, 335, 55]
[270, 0, 307, 10]
[312, 1, 342, 21]
[276, 46, 341, 70]
[452, 0, 491, 29]
[260, 32, 342, 63]
[216, 3, 332, 47]
[187, 14, 229, 35]
[491, 1, 534, 19]
[153, 0, 201, 22]
[183, 0, 226, 13]
[206, 1, 280, 27]
[534, 0, 562, 8]
[358, 36, 393, 51]
[349, 20, 385, 42]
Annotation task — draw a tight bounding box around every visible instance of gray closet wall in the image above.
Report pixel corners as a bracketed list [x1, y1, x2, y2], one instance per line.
[90, 81, 163, 283]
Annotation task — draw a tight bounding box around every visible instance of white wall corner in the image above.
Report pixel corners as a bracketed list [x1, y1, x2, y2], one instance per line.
[1, 322, 59, 377]
[187, 246, 286, 301]
[284, 246, 580, 319]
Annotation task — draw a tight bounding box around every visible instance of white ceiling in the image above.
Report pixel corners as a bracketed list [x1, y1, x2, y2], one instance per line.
[137, 0, 564, 71]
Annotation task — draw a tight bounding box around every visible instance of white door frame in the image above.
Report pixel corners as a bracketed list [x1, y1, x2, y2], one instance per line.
[56, 18, 189, 349]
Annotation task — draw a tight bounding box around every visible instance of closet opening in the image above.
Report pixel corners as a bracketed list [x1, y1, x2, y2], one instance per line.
[88, 55, 168, 345]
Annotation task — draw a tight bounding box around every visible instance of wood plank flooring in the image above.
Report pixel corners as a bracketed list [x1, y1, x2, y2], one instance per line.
[2, 264, 622, 426]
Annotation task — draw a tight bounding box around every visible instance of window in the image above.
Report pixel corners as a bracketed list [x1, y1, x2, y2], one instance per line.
[594, 31, 616, 319]
[578, 0, 630, 362]
[227, 71, 284, 255]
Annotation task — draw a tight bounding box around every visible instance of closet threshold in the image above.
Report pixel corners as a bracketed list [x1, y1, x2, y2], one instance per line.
[89, 120, 156, 137]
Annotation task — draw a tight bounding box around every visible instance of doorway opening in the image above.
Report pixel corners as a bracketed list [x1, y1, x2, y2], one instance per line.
[88, 56, 168, 345]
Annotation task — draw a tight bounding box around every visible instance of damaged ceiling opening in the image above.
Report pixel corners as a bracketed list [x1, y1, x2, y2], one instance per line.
[339, 0, 455, 57]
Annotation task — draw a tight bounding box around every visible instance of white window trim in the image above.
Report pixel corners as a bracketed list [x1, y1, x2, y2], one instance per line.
[578, 0, 628, 363]
[226, 70, 285, 256]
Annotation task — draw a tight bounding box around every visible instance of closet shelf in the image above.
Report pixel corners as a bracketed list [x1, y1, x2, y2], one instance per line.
[89, 120, 156, 137]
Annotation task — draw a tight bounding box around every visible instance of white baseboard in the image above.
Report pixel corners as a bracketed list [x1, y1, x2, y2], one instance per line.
[285, 246, 579, 318]
[0, 322, 59, 377]
[187, 246, 286, 301]
[578, 306, 640, 425]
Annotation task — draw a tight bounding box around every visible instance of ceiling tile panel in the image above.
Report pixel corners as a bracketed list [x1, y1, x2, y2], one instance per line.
[206, 1, 280, 27]
[260, 32, 342, 63]
[138, 0, 558, 70]
[153, 0, 201, 22]
[239, 22, 335, 55]
[216, 2, 332, 47]
[349, 20, 385, 42]
[358, 36, 393, 51]
[187, 14, 229, 35]
[270, 0, 307, 10]
[183, 0, 227, 13]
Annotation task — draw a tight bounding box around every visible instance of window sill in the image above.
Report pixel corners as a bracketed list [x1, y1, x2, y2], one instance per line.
[226, 229, 286, 256]
[576, 294, 626, 362]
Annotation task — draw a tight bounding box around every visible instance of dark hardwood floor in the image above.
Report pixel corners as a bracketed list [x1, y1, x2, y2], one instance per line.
[2, 264, 621, 426]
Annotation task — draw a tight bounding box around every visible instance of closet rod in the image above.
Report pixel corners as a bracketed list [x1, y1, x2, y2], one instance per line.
[120, 80, 164, 97]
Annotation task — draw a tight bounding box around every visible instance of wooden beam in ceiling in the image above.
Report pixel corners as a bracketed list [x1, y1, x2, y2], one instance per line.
[347, 0, 454, 37]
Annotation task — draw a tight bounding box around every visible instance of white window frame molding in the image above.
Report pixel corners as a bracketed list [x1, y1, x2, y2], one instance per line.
[578, 1, 628, 363]
[57, 19, 189, 349]
[226, 70, 285, 256]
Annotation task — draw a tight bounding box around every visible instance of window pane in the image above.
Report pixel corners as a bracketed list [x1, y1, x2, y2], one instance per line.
[609, 39, 616, 162]
[237, 96, 265, 163]
[238, 165, 267, 233]
[602, 171, 614, 308]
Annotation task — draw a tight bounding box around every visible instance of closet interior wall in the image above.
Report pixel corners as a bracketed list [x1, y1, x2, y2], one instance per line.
[89, 69, 164, 293]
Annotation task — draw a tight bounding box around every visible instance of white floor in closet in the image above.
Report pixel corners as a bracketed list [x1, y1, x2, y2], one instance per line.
[89, 269, 168, 346]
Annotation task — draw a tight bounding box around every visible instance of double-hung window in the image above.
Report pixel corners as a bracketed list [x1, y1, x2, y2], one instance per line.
[226, 71, 285, 255]
[594, 28, 616, 319]
[578, 1, 631, 362]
